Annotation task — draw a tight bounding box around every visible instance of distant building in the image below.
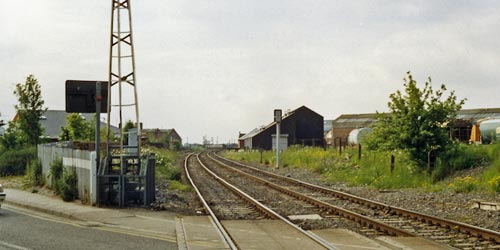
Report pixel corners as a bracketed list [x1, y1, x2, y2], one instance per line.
[453, 108, 500, 143]
[330, 113, 377, 147]
[328, 108, 500, 146]
[12, 110, 118, 142]
[142, 128, 182, 149]
[239, 106, 324, 150]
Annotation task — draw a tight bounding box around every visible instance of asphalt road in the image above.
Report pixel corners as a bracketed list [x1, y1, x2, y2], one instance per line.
[0, 207, 176, 250]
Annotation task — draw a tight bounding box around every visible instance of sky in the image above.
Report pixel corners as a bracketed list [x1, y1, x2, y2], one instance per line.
[1, 1, 500, 144]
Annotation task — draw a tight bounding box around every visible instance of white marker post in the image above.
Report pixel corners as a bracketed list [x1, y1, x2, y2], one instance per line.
[274, 109, 282, 169]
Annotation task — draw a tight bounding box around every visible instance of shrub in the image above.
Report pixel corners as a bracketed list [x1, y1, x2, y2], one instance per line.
[50, 157, 64, 194]
[433, 144, 490, 181]
[25, 158, 44, 187]
[0, 146, 36, 176]
[449, 176, 478, 193]
[60, 167, 78, 201]
[488, 176, 500, 193]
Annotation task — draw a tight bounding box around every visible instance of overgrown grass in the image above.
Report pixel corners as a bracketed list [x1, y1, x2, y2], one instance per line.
[432, 144, 490, 181]
[223, 144, 500, 191]
[168, 180, 193, 192]
[142, 147, 191, 192]
[477, 143, 500, 194]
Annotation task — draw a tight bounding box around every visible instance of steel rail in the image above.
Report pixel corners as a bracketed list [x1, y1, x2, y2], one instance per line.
[213, 151, 500, 243]
[193, 153, 337, 249]
[184, 153, 238, 250]
[205, 152, 415, 238]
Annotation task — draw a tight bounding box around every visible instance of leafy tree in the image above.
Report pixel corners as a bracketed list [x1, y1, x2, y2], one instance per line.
[60, 113, 91, 141]
[365, 72, 465, 168]
[0, 121, 25, 149]
[13, 75, 46, 145]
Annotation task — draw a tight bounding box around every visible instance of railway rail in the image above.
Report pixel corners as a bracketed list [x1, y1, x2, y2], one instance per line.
[211, 151, 500, 249]
[184, 153, 336, 250]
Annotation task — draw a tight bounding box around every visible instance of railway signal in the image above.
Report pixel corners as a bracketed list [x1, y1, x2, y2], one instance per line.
[274, 109, 282, 169]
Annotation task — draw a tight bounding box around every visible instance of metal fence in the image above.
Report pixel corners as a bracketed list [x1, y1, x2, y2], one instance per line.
[37, 143, 97, 205]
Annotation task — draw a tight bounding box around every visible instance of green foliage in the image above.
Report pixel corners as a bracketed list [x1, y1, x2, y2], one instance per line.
[50, 157, 64, 194]
[59, 113, 92, 141]
[487, 176, 500, 193]
[168, 180, 192, 192]
[0, 121, 25, 149]
[142, 147, 182, 182]
[365, 72, 465, 168]
[325, 149, 429, 189]
[60, 167, 78, 201]
[14, 75, 47, 145]
[223, 144, 500, 193]
[224, 149, 275, 166]
[448, 176, 478, 193]
[25, 158, 44, 187]
[432, 144, 489, 181]
[223, 147, 430, 189]
[0, 146, 37, 176]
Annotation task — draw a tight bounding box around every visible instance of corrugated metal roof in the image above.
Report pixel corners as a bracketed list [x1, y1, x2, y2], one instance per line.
[331, 108, 500, 129]
[456, 108, 500, 122]
[332, 113, 378, 129]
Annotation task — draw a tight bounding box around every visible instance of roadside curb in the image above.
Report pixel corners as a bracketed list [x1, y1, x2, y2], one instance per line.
[4, 199, 83, 222]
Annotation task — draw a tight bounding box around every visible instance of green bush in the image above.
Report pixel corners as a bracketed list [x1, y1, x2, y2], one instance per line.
[25, 158, 44, 187]
[60, 167, 78, 201]
[0, 146, 36, 176]
[50, 157, 64, 194]
[433, 144, 490, 181]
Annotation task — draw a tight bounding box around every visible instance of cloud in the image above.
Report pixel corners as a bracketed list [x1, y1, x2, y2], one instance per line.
[2, 1, 500, 142]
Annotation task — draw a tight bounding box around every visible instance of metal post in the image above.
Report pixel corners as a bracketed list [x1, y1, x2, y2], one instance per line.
[96, 82, 101, 171]
[276, 122, 280, 169]
[95, 82, 101, 206]
[358, 144, 362, 160]
[274, 109, 282, 169]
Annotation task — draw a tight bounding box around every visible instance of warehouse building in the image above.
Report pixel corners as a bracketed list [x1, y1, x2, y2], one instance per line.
[328, 108, 500, 146]
[239, 106, 324, 150]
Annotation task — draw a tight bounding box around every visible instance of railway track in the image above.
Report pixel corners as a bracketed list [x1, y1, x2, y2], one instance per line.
[184, 153, 336, 250]
[210, 151, 500, 249]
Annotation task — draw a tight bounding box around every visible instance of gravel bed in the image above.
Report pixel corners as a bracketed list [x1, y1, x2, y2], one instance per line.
[155, 156, 500, 234]
[252, 162, 500, 233]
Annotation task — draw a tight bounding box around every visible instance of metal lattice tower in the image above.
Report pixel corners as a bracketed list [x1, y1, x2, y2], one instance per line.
[103, 0, 142, 207]
[106, 0, 141, 157]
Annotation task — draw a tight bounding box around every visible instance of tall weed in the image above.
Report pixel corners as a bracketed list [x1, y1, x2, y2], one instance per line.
[25, 158, 44, 187]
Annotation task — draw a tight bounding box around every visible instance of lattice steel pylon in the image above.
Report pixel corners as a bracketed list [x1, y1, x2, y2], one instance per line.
[103, 0, 142, 207]
[106, 0, 140, 155]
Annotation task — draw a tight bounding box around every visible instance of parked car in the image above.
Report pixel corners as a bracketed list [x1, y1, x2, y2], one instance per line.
[0, 184, 5, 208]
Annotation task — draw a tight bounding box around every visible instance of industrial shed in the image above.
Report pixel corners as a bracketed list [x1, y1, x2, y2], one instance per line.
[239, 106, 324, 150]
[328, 108, 500, 146]
[452, 108, 500, 143]
[329, 113, 377, 147]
